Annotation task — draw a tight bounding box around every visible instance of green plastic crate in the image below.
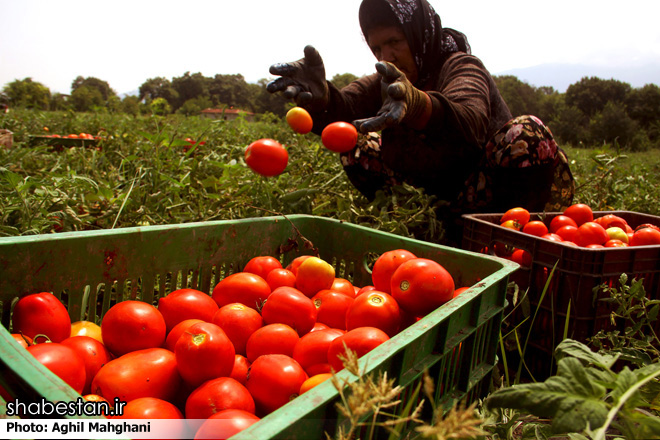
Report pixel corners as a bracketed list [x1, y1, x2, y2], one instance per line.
[0, 215, 517, 439]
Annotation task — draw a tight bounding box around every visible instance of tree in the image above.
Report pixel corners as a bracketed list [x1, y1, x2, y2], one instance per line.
[625, 83, 660, 130]
[589, 101, 638, 148]
[208, 74, 253, 110]
[71, 76, 116, 102]
[252, 79, 288, 116]
[565, 77, 632, 117]
[2, 78, 51, 109]
[139, 77, 179, 105]
[331, 73, 359, 89]
[494, 75, 541, 118]
[171, 72, 208, 110]
[70, 86, 104, 112]
[150, 97, 171, 115]
[121, 95, 141, 116]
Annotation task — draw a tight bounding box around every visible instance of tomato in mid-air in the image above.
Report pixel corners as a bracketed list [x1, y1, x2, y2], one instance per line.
[390, 258, 455, 318]
[91, 348, 181, 403]
[193, 409, 260, 440]
[61, 335, 113, 395]
[295, 256, 336, 297]
[244, 138, 288, 176]
[101, 300, 167, 357]
[312, 289, 355, 330]
[345, 290, 401, 337]
[185, 377, 255, 419]
[500, 207, 530, 228]
[245, 323, 300, 362]
[292, 328, 344, 376]
[174, 322, 235, 388]
[575, 221, 609, 247]
[327, 327, 390, 372]
[212, 272, 271, 310]
[246, 354, 308, 416]
[27, 342, 86, 394]
[243, 256, 283, 281]
[12, 292, 71, 343]
[563, 203, 593, 227]
[260, 286, 317, 336]
[286, 107, 314, 134]
[371, 249, 417, 293]
[157, 288, 219, 332]
[212, 303, 263, 356]
[321, 121, 358, 153]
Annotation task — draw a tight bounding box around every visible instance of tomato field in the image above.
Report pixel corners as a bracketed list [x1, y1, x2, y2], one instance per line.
[2, 108, 660, 439]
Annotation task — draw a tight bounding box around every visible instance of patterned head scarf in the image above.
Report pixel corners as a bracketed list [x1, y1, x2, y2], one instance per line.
[359, 0, 470, 85]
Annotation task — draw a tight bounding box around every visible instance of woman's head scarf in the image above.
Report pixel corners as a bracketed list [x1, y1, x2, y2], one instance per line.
[359, 0, 470, 85]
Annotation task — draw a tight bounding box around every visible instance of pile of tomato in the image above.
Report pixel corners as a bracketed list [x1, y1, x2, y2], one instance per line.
[492, 203, 660, 267]
[8, 249, 465, 439]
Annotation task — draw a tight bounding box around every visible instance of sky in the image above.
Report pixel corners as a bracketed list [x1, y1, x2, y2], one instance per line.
[1, 0, 660, 96]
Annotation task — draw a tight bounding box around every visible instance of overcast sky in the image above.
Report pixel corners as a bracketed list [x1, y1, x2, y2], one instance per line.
[2, 0, 660, 95]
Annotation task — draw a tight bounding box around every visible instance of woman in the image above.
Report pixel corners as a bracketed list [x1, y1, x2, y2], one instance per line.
[268, 0, 574, 243]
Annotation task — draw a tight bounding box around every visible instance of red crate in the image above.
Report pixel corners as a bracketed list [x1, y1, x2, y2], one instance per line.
[461, 211, 660, 377]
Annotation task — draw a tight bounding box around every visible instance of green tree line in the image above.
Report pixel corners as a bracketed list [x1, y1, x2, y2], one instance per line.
[2, 73, 659, 150]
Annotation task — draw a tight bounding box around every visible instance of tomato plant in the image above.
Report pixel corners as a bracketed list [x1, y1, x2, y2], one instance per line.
[12, 291, 71, 343]
[244, 138, 288, 176]
[286, 107, 313, 134]
[158, 288, 219, 332]
[371, 249, 417, 293]
[345, 290, 401, 337]
[212, 303, 263, 356]
[174, 322, 235, 388]
[390, 258, 455, 317]
[246, 354, 308, 415]
[212, 272, 271, 310]
[260, 286, 317, 336]
[27, 342, 86, 394]
[101, 300, 167, 357]
[185, 377, 255, 419]
[321, 121, 358, 153]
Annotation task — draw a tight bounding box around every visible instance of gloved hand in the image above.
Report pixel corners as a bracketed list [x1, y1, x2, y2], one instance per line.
[353, 61, 431, 133]
[267, 45, 329, 112]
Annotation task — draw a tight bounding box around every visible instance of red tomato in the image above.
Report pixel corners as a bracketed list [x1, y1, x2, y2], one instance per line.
[634, 223, 660, 233]
[371, 249, 417, 293]
[12, 292, 71, 343]
[452, 287, 470, 298]
[61, 335, 113, 395]
[563, 203, 593, 226]
[510, 249, 532, 268]
[356, 285, 377, 295]
[212, 303, 263, 356]
[212, 272, 271, 310]
[327, 327, 389, 372]
[542, 233, 564, 242]
[295, 256, 336, 297]
[116, 396, 184, 419]
[11, 333, 33, 348]
[185, 377, 255, 419]
[330, 278, 356, 298]
[101, 300, 166, 357]
[594, 214, 629, 231]
[500, 207, 531, 227]
[193, 409, 260, 440]
[345, 290, 401, 337]
[91, 348, 181, 403]
[174, 322, 235, 388]
[265, 268, 297, 290]
[244, 138, 288, 176]
[246, 354, 308, 415]
[549, 215, 578, 233]
[230, 354, 250, 385]
[522, 220, 548, 237]
[245, 323, 300, 363]
[260, 286, 318, 336]
[321, 121, 358, 153]
[312, 289, 355, 330]
[292, 328, 344, 376]
[285, 255, 312, 277]
[390, 258, 455, 318]
[165, 319, 205, 352]
[555, 225, 579, 243]
[27, 343, 86, 394]
[157, 288, 218, 332]
[310, 322, 330, 332]
[243, 256, 283, 280]
[575, 221, 609, 247]
[630, 227, 660, 246]
[586, 244, 605, 249]
[604, 239, 627, 248]
[286, 107, 314, 134]
[500, 219, 522, 231]
[300, 373, 333, 394]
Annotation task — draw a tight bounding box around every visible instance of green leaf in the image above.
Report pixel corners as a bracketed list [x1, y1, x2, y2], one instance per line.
[486, 358, 608, 434]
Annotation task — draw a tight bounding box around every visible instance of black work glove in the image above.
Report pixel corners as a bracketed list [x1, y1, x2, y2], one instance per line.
[353, 61, 430, 133]
[267, 45, 329, 112]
